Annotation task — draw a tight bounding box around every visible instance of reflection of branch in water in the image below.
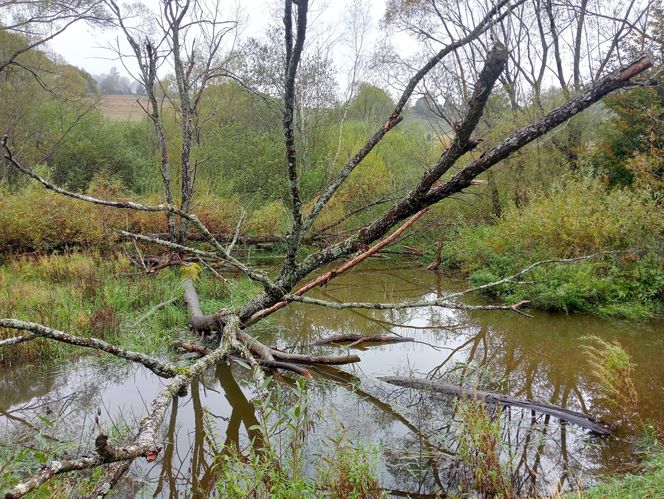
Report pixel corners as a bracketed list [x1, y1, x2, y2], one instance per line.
[191, 380, 211, 496]
[216, 364, 265, 452]
[154, 396, 179, 497]
[428, 326, 488, 378]
[0, 409, 63, 444]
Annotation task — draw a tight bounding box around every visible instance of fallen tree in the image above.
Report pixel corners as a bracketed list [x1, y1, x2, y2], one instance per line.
[380, 376, 610, 435]
[312, 333, 415, 348]
[0, 0, 655, 494]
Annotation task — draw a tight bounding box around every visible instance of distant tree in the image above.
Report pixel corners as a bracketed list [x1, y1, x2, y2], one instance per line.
[348, 83, 394, 124]
[0, 0, 108, 75]
[105, 0, 241, 242]
[96, 67, 132, 94]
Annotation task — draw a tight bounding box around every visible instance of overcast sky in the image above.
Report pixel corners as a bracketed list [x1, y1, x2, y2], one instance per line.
[48, 0, 405, 80]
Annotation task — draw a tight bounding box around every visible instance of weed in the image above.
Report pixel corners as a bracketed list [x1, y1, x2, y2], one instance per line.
[213, 372, 384, 498]
[456, 398, 513, 498]
[583, 336, 640, 427]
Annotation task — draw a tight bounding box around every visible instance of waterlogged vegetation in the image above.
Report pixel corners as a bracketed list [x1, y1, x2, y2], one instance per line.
[2, 261, 664, 497]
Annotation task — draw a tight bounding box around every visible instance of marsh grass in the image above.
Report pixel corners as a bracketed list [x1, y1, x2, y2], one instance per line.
[456, 398, 513, 498]
[570, 448, 664, 498]
[0, 252, 260, 364]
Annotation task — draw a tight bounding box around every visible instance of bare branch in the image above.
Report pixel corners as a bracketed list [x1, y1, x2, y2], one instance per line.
[282, 250, 651, 314]
[0, 319, 178, 378]
[5, 317, 240, 499]
[247, 208, 428, 324]
[0, 334, 36, 347]
[300, 0, 524, 234]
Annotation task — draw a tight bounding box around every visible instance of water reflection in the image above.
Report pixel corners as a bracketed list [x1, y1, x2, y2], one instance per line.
[1, 264, 662, 496]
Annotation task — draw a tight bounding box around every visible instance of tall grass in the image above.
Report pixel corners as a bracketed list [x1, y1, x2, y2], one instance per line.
[456, 398, 513, 498]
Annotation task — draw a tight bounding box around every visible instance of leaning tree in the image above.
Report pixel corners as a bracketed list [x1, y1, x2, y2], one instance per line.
[0, 0, 657, 496]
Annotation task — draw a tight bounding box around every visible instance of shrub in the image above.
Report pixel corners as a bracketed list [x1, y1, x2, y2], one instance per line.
[443, 176, 664, 318]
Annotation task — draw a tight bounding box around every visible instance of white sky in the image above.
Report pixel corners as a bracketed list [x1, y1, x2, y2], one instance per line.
[47, 0, 409, 80]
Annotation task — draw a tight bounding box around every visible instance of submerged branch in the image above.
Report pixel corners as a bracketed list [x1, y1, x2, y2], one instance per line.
[282, 295, 532, 315]
[312, 333, 415, 348]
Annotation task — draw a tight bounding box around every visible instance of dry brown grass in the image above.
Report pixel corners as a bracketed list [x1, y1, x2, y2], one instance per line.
[99, 94, 148, 122]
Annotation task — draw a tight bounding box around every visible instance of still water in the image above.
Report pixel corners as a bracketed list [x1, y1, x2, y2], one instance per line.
[1, 264, 663, 497]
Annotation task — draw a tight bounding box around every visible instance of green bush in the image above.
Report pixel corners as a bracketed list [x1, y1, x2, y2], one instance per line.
[443, 176, 664, 318]
[49, 114, 153, 191]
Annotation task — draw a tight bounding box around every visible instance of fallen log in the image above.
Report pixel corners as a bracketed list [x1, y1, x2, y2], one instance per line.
[144, 233, 285, 245]
[312, 333, 415, 348]
[380, 376, 610, 435]
[172, 340, 313, 377]
[4, 319, 240, 499]
[182, 278, 229, 331]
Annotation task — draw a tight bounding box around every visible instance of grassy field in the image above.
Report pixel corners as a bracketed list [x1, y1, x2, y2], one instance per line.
[99, 94, 148, 121]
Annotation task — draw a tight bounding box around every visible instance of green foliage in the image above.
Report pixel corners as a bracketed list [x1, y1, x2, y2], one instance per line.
[348, 83, 395, 125]
[583, 336, 640, 425]
[574, 449, 664, 498]
[246, 200, 288, 235]
[589, 72, 664, 196]
[49, 114, 153, 191]
[443, 176, 664, 318]
[456, 398, 513, 498]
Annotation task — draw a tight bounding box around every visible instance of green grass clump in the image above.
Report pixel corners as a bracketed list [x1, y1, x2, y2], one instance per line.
[574, 451, 664, 498]
[443, 176, 664, 318]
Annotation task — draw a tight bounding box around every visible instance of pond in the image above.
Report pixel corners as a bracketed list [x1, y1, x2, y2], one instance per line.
[1, 263, 663, 497]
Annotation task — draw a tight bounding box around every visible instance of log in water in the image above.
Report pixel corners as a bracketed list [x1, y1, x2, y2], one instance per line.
[380, 376, 611, 435]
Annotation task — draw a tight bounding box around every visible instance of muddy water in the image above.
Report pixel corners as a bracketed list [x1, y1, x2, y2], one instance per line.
[1, 264, 663, 497]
